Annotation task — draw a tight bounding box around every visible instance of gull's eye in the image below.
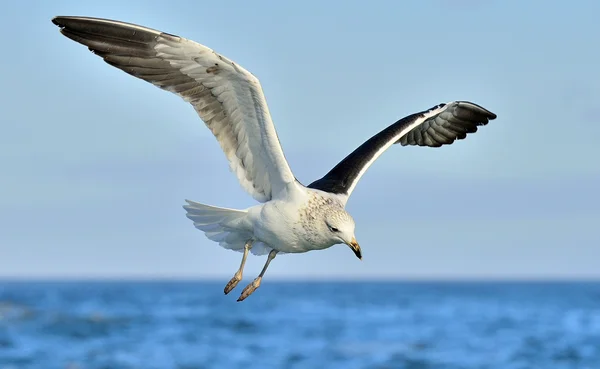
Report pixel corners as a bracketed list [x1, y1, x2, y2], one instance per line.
[328, 225, 339, 233]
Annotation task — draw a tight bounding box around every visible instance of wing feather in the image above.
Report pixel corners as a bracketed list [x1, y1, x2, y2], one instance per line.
[308, 101, 497, 199]
[52, 16, 296, 202]
[398, 102, 493, 147]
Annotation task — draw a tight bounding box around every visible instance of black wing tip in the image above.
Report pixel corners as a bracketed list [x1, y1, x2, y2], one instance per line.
[52, 15, 91, 28]
[51, 15, 167, 51]
[456, 100, 497, 120]
[51, 15, 164, 35]
[427, 101, 497, 121]
[51, 15, 70, 24]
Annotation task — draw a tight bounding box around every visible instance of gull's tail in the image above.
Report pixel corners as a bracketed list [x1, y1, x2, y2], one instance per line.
[183, 200, 253, 253]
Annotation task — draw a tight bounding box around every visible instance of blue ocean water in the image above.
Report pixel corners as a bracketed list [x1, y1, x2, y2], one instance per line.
[0, 281, 599, 369]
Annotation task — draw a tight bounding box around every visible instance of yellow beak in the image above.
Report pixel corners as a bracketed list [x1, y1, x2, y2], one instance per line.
[346, 237, 362, 260]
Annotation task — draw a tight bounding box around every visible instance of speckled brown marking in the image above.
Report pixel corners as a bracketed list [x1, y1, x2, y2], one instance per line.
[206, 64, 219, 74]
[296, 193, 350, 245]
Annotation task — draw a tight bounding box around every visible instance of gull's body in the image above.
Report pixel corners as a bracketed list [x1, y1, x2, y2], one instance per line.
[241, 189, 349, 254]
[52, 16, 498, 301]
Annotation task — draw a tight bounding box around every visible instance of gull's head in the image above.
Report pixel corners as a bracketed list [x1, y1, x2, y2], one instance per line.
[324, 209, 361, 260]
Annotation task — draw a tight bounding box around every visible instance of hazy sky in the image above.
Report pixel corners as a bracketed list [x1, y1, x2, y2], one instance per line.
[2, 0, 599, 280]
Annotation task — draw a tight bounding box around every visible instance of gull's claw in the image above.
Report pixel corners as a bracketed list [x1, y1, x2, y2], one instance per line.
[224, 272, 242, 294]
[237, 277, 261, 302]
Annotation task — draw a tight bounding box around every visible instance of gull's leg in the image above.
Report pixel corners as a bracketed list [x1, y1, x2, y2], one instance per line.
[237, 249, 278, 302]
[224, 240, 253, 294]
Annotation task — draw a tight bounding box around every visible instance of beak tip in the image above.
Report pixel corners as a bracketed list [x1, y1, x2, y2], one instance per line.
[347, 238, 362, 260]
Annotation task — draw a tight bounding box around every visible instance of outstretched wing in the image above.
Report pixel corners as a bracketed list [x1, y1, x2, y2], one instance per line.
[308, 101, 497, 199]
[52, 16, 296, 202]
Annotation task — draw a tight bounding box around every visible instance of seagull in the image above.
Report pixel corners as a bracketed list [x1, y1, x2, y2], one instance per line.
[52, 16, 497, 301]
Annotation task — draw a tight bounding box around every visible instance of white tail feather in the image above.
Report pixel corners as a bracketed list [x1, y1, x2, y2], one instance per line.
[183, 199, 272, 256]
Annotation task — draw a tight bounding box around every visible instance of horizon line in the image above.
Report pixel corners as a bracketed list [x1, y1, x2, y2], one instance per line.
[1, 275, 599, 283]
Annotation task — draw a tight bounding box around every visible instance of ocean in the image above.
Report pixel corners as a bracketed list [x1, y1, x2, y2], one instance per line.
[0, 281, 599, 369]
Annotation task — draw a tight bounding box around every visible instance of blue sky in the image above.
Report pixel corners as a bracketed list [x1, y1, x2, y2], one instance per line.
[1, 0, 599, 279]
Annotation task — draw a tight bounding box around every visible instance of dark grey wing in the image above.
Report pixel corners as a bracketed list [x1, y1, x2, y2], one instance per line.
[308, 101, 496, 198]
[398, 101, 497, 147]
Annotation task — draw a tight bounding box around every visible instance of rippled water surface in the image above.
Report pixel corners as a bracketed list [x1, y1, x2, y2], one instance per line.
[0, 281, 599, 369]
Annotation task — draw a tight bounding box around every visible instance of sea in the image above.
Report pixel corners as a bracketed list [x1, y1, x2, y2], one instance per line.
[0, 281, 599, 369]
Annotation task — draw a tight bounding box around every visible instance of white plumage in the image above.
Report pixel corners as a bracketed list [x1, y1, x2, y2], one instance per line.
[52, 16, 497, 301]
[157, 39, 297, 203]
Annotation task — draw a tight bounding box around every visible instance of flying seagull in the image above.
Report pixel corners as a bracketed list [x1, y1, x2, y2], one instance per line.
[52, 16, 497, 301]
